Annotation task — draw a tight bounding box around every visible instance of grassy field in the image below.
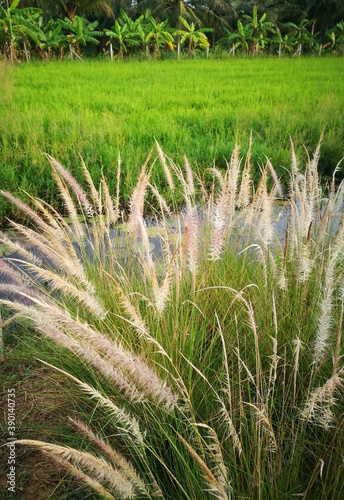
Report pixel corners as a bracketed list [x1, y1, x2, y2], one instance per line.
[0, 57, 344, 225]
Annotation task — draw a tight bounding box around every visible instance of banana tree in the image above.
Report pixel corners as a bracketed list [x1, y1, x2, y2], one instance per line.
[40, 18, 68, 59]
[273, 27, 295, 57]
[242, 5, 276, 54]
[0, 0, 45, 61]
[321, 21, 344, 55]
[104, 19, 140, 59]
[58, 15, 102, 59]
[284, 19, 313, 56]
[222, 19, 252, 55]
[175, 16, 212, 57]
[145, 17, 175, 57]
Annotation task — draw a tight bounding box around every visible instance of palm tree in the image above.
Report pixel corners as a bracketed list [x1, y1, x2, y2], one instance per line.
[275, 0, 344, 37]
[19, 0, 114, 22]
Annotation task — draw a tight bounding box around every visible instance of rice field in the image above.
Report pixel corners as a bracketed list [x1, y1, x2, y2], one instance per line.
[0, 57, 344, 225]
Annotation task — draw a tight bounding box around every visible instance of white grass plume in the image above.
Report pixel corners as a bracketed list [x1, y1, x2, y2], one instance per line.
[300, 372, 343, 429]
[16, 439, 135, 498]
[46, 155, 95, 218]
[69, 418, 152, 496]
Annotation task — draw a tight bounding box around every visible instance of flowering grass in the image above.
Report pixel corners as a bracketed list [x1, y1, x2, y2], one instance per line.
[1, 140, 343, 498]
[0, 57, 344, 225]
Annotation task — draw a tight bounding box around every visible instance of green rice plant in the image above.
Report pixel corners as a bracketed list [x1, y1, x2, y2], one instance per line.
[1, 140, 343, 498]
[1, 58, 344, 227]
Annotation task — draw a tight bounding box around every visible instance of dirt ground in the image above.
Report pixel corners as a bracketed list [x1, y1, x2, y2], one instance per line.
[0, 347, 92, 500]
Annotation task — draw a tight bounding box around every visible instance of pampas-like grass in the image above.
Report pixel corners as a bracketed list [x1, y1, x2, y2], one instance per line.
[1, 140, 343, 499]
[15, 439, 136, 498]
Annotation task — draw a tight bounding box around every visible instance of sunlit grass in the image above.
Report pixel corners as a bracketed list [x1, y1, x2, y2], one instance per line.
[0, 57, 344, 225]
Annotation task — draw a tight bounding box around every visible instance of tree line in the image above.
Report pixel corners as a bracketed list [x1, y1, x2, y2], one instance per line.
[1, 0, 344, 61]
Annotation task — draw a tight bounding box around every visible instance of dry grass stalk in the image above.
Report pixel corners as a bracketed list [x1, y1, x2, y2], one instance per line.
[195, 423, 231, 495]
[300, 372, 343, 429]
[69, 418, 153, 496]
[46, 155, 95, 218]
[155, 140, 174, 192]
[16, 439, 135, 498]
[47, 453, 116, 500]
[176, 432, 231, 500]
[38, 359, 145, 444]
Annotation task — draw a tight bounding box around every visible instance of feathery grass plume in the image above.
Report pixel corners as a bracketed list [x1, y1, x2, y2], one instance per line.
[293, 337, 302, 403]
[45, 453, 116, 500]
[290, 138, 300, 181]
[300, 372, 343, 429]
[80, 155, 100, 209]
[102, 176, 120, 227]
[183, 155, 195, 197]
[245, 402, 278, 454]
[5, 221, 94, 293]
[128, 150, 153, 235]
[0, 284, 53, 309]
[69, 418, 154, 497]
[148, 183, 171, 216]
[208, 171, 230, 261]
[46, 158, 86, 243]
[195, 423, 231, 496]
[153, 258, 173, 314]
[46, 155, 95, 218]
[236, 142, 253, 210]
[0, 298, 141, 401]
[177, 432, 231, 499]
[48, 307, 177, 408]
[23, 192, 67, 237]
[1, 191, 65, 242]
[255, 168, 275, 246]
[155, 140, 175, 192]
[7, 257, 105, 318]
[313, 239, 343, 362]
[0, 230, 42, 266]
[7, 290, 175, 407]
[183, 202, 200, 278]
[266, 158, 283, 200]
[209, 144, 241, 260]
[38, 359, 145, 445]
[16, 440, 136, 498]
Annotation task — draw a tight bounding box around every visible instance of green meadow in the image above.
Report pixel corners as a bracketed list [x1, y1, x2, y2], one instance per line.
[0, 57, 344, 224]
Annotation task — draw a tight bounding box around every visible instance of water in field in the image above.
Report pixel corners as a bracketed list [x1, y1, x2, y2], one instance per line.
[1, 198, 343, 285]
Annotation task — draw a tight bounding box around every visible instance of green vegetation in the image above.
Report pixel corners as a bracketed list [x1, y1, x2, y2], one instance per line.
[1, 1, 344, 61]
[1, 57, 344, 225]
[1, 142, 343, 498]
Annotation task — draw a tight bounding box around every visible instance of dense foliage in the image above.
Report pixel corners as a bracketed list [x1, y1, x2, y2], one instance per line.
[1, 0, 344, 60]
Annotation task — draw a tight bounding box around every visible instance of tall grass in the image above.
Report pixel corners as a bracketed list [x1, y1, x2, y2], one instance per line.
[1, 139, 343, 498]
[1, 58, 344, 225]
